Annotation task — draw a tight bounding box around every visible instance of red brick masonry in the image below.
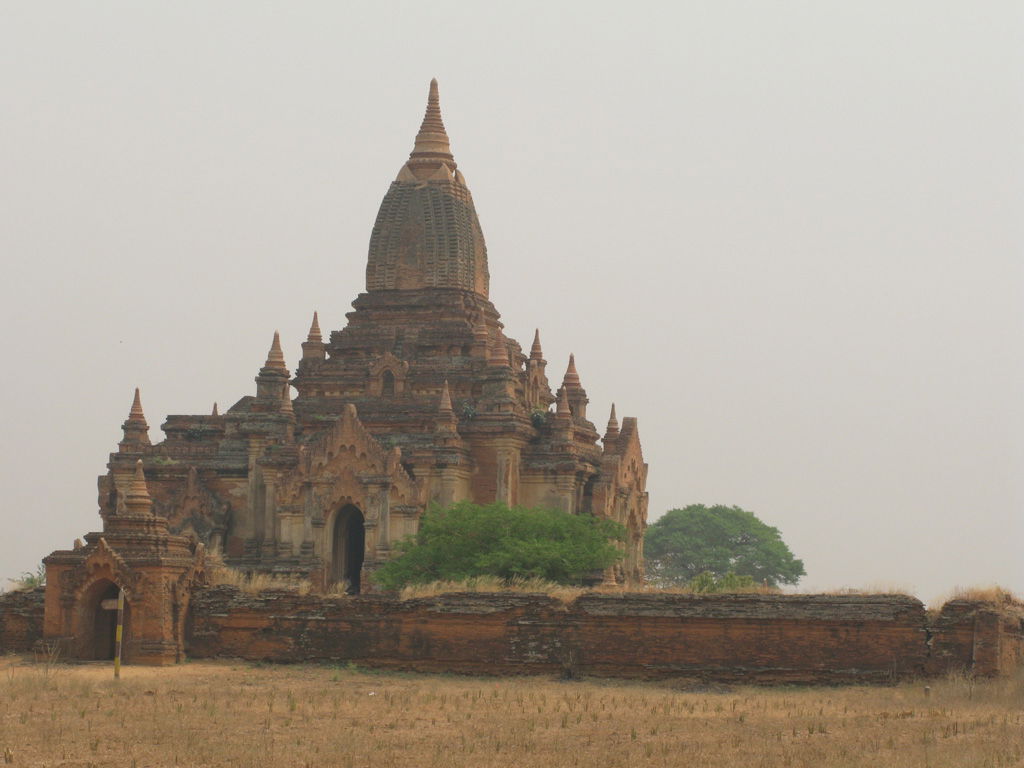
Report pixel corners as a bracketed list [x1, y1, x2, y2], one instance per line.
[3, 588, 1019, 683]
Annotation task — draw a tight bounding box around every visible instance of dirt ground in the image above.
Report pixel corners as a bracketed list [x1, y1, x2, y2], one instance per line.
[0, 656, 1020, 767]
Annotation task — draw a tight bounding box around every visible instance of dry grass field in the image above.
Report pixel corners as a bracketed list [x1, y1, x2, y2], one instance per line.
[1, 657, 1021, 768]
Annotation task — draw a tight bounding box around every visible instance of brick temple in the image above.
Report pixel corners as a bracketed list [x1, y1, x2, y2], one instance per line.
[43, 80, 648, 660]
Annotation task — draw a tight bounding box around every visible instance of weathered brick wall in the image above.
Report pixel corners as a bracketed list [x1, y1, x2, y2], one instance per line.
[927, 599, 1024, 677]
[0, 588, 45, 652]
[187, 588, 934, 683]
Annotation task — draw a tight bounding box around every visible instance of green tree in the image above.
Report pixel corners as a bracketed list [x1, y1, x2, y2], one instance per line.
[644, 505, 804, 588]
[373, 501, 625, 590]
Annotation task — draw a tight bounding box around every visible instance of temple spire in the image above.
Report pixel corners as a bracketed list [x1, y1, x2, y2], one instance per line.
[264, 331, 287, 372]
[562, 354, 581, 388]
[555, 387, 572, 421]
[211, 402, 219, 416]
[128, 387, 146, 424]
[119, 387, 151, 450]
[124, 459, 153, 516]
[408, 78, 456, 175]
[307, 311, 322, 344]
[604, 403, 620, 443]
[530, 329, 544, 361]
[302, 312, 327, 362]
[438, 380, 454, 416]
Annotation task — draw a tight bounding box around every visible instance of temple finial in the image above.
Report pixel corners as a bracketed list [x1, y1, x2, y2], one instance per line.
[124, 459, 153, 515]
[119, 387, 151, 449]
[530, 329, 544, 361]
[408, 78, 456, 174]
[439, 380, 453, 415]
[264, 331, 287, 371]
[562, 353, 581, 388]
[604, 403, 619, 441]
[555, 387, 572, 420]
[128, 387, 147, 424]
[211, 402, 219, 417]
[307, 311, 322, 343]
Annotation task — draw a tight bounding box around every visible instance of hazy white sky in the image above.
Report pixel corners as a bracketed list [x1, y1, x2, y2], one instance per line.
[1, 2, 1021, 604]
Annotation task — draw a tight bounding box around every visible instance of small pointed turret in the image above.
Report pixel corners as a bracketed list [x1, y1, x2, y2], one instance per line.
[560, 354, 589, 421]
[435, 380, 459, 435]
[263, 331, 287, 372]
[128, 388, 146, 424]
[438, 380, 454, 416]
[562, 354, 581, 388]
[302, 312, 327, 362]
[307, 312, 322, 344]
[408, 78, 456, 176]
[211, 402, 219, 416]
[281, 383, 293, 413]
[124, 459, 153, 516]
[530, 329, 544, 361]
[119, 387, 151, 450]
[256, 331, 292, 410]
[604, 403, 620, 444]
[555, 387, 572, 421]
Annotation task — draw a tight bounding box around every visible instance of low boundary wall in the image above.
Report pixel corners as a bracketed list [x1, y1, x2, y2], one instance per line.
[0, 587, 45, 653]
[4, 586, 1020, 683]
[185, 587, 1021, 683]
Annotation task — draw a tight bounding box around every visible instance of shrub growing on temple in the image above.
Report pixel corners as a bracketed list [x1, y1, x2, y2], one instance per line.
[372, 502, 625, 590]
[645, 504, 805, 588]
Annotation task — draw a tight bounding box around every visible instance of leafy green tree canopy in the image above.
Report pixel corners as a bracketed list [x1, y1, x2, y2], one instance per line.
[373, 501, 625, 591]
[644, 504, 805, 588]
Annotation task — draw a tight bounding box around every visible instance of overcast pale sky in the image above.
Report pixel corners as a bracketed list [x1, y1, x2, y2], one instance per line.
[1, 2, 1021, 604]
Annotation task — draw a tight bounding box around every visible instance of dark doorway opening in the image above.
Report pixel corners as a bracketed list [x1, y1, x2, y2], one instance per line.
[89, 581, 127, 660]
[331, 505, 365, 594]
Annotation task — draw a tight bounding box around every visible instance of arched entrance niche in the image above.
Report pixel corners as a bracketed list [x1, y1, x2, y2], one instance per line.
[79, 579, 130, 660]
[330, 504, 365, 594]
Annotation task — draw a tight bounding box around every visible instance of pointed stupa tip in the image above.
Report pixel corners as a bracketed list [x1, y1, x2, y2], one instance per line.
[409, 78, 455, 171]
[126, 459, 152, 507]
[308, 311, 322, 343]
[212, 402, 219, 417]
[127, 387, 147, 423]
[438, 380, 454, 414]
[605, 403, 619, 435]
[556, 386, 572, 418]
[563, 353, 581, 387]
[264, 330, 287, 371]
[530, 329, 544, 360]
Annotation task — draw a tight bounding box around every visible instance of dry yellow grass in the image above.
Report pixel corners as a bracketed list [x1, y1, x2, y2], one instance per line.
[1, 657, 1020, 768]
[205, 555, 313, 596]
[398, 576, 777, 603]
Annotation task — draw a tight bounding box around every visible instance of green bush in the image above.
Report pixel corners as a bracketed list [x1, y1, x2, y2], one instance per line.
[373, 501, 625, 590]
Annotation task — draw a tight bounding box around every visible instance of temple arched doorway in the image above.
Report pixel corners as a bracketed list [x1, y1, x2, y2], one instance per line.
[331, 505, 365, 594]
[81, 579, 129, 660]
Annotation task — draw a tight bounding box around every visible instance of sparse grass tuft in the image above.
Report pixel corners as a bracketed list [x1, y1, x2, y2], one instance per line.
[399, 577, 778, 603]
[206, 553, 313, 595]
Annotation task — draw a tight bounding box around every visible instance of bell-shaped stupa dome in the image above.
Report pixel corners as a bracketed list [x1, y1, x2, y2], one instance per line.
[365, 79, 489, 296]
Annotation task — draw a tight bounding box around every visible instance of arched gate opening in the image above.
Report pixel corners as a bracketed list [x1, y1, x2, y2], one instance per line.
[331, 505, 365, 594]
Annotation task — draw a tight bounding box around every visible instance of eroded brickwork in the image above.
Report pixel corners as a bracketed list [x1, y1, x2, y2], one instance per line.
[184, 588, 1021, 683]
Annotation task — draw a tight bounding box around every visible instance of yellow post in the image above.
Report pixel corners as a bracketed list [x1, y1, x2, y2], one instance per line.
[114, 587, 125, 679]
